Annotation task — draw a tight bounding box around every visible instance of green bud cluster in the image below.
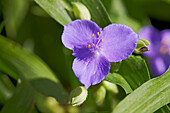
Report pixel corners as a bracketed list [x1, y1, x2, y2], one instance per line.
[134, 39, 150, 54]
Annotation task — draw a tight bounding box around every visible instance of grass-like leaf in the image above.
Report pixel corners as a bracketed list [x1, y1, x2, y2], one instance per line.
[1, 77, 35, 113]
[113, 67, 170, 113]
[0, 35, 68, 103]
[105, 73, 133, 94]
[34, 0, 72, 26]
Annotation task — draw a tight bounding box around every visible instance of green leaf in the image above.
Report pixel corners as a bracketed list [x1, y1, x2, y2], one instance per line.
[118, 55, 150, 90]
[154, 105, 170, 113]
[113, 67, 170, 113]
[0, 81, 12, 104]
[0, 35, 68, 103]
[16, 13, 74, 88]
[110, 62, 121, 73]
[1, 77, 35, 113]
[1, 0, 29, 38]
[70, 0, 112, 27]
[105, 73, 133, 94]
[0, 73, 15, 104]
[0, 57, 19, 79]
[34, 0, 72, 26]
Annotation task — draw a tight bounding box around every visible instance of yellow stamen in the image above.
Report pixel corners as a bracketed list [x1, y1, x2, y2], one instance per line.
[101, 39, 103, 42]
[91, 34, 94, 37]
[97, 32, 99, 36]
[88, 45, 91, 48]
[92, 43, 95, 46]
[97, 46, 99, 49]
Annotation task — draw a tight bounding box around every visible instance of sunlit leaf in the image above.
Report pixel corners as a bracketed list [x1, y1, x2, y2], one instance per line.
[113, 67, 170, 113]
[34, 0, 72, 25]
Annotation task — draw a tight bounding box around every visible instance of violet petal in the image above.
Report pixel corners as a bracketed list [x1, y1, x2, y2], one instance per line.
[99, 24, 138, 62]
[151, 56, 167, 76]
[138, 26, 161, 57]
[61, 19, 101, 50]
[160, 29, 170, 54]
[72, 55, 110, 88]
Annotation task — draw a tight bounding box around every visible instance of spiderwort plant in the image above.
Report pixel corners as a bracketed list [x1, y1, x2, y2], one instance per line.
[61, 20, 138, 88]
[139, 26, 170, 76]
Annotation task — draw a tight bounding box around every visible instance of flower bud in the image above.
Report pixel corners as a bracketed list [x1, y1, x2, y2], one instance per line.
[134, 39, 150, 54]
[35, 93, 65, 113]
[94, 85, 106, 106]
[102, 80, 119, 94]
[69, 86, 88, 106]
[72, 2, 91, 20]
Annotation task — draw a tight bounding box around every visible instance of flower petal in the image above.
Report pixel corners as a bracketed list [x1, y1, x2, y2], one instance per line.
[61, 20, 101, 50]
[162, 54, 170, 69]
[99, 24, 138, 62]
[72, 55, 110, 88]
[161, 30, 170, 54]
[138, 26, 161, 57]
[151, 56, 166, 76]
[72, 46, 93, 60]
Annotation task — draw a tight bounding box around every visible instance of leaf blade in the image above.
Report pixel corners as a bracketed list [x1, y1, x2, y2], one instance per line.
[118, 55, 150, 90]
[34, 0, 72, 25]
[113, 67, 170, 113]
[1, 77, 35, 113]
[0, 35, 68, 103]
[105, 73, 133, 94]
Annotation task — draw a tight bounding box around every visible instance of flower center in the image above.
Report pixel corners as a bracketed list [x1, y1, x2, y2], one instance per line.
[88, 32, 103, 50]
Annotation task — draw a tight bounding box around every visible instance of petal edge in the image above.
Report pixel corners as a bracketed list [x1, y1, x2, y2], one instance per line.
[61, 20, 101, 50]
[100, 24, 138, 62]
[72, 55, 110, 88]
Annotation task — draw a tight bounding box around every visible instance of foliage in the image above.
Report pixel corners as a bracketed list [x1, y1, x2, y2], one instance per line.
[0, 0, 169, 112]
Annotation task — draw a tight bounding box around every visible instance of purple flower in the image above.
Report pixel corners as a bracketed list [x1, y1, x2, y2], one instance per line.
[139, 26, 170, 76]
[61, 20, 138, 88]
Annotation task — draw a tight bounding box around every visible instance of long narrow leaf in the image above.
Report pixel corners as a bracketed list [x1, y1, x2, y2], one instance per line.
[105, 73, 133, 94]
[1, 77, 35, 113]
[113, 67, 170, 113]
[34, 0, 72, 26]
[0, 35, 68, 103]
